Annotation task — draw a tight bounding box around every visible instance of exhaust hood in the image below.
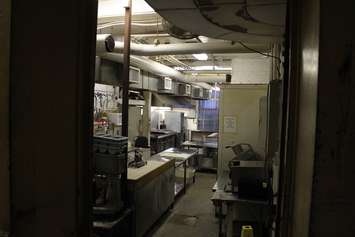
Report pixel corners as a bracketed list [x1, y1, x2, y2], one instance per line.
[152, 93, 195, 108]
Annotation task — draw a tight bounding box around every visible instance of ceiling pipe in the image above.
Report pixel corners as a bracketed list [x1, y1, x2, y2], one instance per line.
[102, 53, 217, 88]
[182, 70, 231, 74]
[96, 34, 115, 55]
[113, 41, 270, 56]
[188, 75, 226, 83]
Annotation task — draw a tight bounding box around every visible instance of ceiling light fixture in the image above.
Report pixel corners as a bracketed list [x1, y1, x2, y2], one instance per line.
[193, 53, 208, 61]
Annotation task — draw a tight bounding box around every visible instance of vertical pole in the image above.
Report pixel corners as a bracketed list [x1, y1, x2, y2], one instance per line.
[122, 0, 132, 137]
[183, 161, 187, 194]
[121, 0, 132, 210]
[142, 91, 152, 145]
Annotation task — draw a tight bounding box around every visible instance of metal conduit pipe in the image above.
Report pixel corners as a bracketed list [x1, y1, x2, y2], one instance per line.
[114, 41, 270, 56]
[188, 75, 226, 83]
[102, 53, 217, 88]
[96, 34, 115, 55]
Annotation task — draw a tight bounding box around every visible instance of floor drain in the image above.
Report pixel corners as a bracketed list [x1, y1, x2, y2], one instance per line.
[169, 214, 199, 227]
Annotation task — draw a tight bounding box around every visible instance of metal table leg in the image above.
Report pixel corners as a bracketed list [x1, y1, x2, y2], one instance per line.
[183, 160, 187, 194]
[219, 202, 223, 237]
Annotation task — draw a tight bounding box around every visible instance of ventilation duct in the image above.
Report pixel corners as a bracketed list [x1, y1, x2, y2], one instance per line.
[152, 93, 194, 108]
[114, 41, 270, 56]
[96, 34, 115, 55]
[145, 0, 286, 43]
[101, 53, 215, 88]
[162, 19, 197, 40]
[188, 75, 226, 83]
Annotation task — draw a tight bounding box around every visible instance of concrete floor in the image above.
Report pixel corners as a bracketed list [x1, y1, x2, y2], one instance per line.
[148, 172, 219, 237]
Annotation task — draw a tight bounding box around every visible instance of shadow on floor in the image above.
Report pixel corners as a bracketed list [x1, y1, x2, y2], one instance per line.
[146, 172, 219, 237]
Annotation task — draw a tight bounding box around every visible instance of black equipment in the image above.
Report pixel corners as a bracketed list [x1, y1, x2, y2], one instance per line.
[227, 144, 270, 200]
[93, 135, 128, 218]
[134, 136, 149, 148]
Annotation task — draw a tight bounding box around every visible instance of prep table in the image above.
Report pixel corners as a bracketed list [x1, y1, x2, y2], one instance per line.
[151, 147, 198, 196]
[127, 158, 175, 237]
[126, 148, 197, 237]
[181, 140, 218, 170]
[182, 140, 218, 149]
[211, 171, 272, 237]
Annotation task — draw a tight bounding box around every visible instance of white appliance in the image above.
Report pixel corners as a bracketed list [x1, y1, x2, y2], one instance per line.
[217, 84, 268, 174]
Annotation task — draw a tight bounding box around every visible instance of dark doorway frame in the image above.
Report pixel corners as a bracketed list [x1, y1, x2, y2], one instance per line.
[7, 0, 98, 236]
[0, 0, 11, 233]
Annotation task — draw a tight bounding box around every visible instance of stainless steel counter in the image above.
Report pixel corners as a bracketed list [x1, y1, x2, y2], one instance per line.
[211, 171, 271, 237]
[151, 148, 198, 196]
[182, 140, 218, 149]
[182, 140, 218, 170]
[127, 158, 175, 237]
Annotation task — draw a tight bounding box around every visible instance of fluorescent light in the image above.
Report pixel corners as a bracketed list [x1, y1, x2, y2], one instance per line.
[173, 67, 185, 71]
[193, 53, 208, 61]
[98, 0, 154, 18]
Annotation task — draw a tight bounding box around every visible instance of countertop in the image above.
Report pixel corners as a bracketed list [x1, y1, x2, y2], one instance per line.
[151, 147, 197, 166]
[182, 140, 218, 149]
[150, 129, 177, 139]
[211, 171, 269, 205]
[127, 159, 174, 190]
[127, 148, 197, 190]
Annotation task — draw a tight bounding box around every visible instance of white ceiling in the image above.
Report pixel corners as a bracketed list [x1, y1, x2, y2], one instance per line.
[98, 0, 154, 18]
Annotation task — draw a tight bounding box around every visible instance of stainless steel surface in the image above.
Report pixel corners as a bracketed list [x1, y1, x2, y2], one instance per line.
[96, 34, 115, 54]
[182, 140, 218, 149]
[182, 141, 218, 170]
[151, 148, 197, 163]
[165, 111, 184, 134]
[212, 172, 270, 237]
[152, 148, 197, 197]
[130, 166, 175, 237]
[198, 157, 215, 170]
[151, 93, 194, 107]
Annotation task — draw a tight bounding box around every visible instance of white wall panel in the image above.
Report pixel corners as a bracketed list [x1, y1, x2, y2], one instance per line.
[232, 54, 272, 84]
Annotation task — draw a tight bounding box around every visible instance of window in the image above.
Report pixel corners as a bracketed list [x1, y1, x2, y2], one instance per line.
[197, 90, 219, 131]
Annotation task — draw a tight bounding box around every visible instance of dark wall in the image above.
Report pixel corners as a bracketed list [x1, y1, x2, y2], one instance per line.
[286, 0, 355, 236]
[0, 0, 11, 232]
[9, 0, 97, 236]
[286, 0, 320, 236]
[310, 1, 355, 236]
